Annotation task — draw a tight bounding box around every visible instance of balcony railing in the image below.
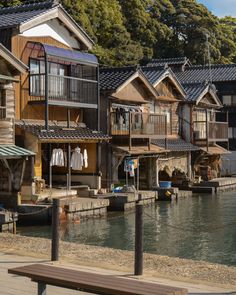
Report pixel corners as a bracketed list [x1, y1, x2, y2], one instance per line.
[193, 121, 228, 142]
[29, 74, 98, 106]
[110, 112, 167, 138]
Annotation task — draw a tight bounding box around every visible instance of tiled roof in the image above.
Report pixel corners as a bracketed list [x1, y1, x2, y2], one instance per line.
[146, 57, 190, 67]
[16, 120, 110, 142]
[175, 64, 236, 83]
[141, 66, 167, 85]
[0, 1, 56, 29]
[100, 66, 138, 91]
[152, 138, 200, 152]
[183, 82, 209, 102]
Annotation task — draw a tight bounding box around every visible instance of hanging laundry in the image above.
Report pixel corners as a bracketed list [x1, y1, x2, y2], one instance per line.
[71, 147, 84, 170]
[128, 160, 135, 177]
[83, 149, 88, 168]
[50, 148, 65, 167]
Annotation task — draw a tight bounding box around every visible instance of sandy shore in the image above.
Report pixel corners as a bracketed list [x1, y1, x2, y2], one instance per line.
[1, 233, 236, 290]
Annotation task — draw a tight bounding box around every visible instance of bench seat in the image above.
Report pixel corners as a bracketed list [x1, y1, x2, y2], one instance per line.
[8, 264, 188, 295]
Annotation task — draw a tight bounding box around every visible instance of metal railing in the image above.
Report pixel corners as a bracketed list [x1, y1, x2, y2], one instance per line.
[193, 121, 228, 142]
[29, 74, 98, 105]
[110, 112, 167, 137]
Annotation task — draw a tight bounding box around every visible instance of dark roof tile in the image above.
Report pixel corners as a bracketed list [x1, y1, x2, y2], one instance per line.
[141, 66, 167, 85]
[100, 66, 138, 91]
[176, 64, 236, 83]
[16, 120, 110, 141]
[0, 1, 56, 29]
[152, 138, 200, 151]
[146, 57, 190, 67]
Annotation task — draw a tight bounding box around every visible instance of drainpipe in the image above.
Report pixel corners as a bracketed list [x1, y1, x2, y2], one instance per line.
[45, 53, 49, 131]
[206, 109, 209, 152]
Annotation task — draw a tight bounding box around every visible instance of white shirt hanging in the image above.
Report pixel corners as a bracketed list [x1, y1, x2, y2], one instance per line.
[50, 148, 65, 167]
[71, 147, 83, 170]
[83, 149, 88, 168]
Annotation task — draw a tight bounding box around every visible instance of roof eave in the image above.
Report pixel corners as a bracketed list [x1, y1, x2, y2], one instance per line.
[0, 43, 28, 74]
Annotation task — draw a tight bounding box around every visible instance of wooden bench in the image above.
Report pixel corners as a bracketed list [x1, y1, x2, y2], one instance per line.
[8, 264, 188, 295]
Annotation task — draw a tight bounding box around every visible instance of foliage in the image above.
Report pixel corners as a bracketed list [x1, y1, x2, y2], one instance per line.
[0, 0, 235, 66]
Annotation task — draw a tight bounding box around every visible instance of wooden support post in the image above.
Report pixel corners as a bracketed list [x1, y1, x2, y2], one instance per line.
[206, 109, 209, 152]
[45, 53, 49, 131]
[51, 198, 60, 261]
[134, 202, 143, 276]
[38, 282, 46, 295]
[129, 112, 132, 151]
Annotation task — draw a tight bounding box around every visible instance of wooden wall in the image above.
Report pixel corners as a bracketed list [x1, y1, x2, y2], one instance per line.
[0, 84, 15, 145]
[112, 79, 153, 103]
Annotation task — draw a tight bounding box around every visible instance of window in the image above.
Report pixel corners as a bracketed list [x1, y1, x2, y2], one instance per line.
[0, 90, 6, 120]
[30, 59, 45, 96]
[229, 127, 236, 139]
[222, 95, 236, 106]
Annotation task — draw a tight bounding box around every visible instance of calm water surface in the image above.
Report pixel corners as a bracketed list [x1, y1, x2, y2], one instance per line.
[19, 191, 236, 266]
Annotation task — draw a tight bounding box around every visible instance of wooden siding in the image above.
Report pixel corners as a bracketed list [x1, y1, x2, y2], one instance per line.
[0, 85, 15, 145]
[155, 80, 180, 101]
[112, 79, 151, 103]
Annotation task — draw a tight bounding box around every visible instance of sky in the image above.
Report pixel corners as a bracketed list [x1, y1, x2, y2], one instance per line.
[197, 0, 236, 17]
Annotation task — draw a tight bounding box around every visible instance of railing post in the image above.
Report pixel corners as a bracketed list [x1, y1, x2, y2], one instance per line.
[134, 202, 143, 276]
[51, 198, 60, 261]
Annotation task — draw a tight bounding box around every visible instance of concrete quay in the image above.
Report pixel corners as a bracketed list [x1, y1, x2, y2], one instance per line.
[93, 190, 156, 211]
[192, 177, 236, 194]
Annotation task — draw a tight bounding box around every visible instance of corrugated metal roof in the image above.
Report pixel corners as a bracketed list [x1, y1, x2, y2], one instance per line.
[43, 44, 98, 65]
[0, 145, 35, 158]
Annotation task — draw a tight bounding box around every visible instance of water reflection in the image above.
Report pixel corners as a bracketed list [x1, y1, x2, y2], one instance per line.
[18, 192, 236, 266]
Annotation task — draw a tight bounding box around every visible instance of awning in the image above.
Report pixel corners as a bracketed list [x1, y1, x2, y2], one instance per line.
[0, 145, 35, 159]
[42, 44, 98, 65]
[201, 145, 230, 155]
[113, 144, 168, 156]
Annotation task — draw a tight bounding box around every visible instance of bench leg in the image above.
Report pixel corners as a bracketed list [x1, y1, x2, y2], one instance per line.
[38, 282, 46, 295]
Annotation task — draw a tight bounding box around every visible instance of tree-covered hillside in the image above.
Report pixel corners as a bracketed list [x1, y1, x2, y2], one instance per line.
[0, 0, 236, 66]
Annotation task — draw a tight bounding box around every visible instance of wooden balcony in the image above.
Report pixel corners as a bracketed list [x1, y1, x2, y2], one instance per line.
[29, 74, 98, 109]
[193, 121, 228, 143]
[110, 112, 167, 139]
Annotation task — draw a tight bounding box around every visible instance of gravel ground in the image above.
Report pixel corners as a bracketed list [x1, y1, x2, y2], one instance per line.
[1, 233, 236, 288]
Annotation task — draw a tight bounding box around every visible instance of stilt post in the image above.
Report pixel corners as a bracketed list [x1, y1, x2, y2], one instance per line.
[134, 202, 143, 275]
[51, 198, 60, 261]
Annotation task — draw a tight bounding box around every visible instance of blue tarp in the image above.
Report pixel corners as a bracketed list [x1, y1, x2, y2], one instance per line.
[43, 44, 98, 65]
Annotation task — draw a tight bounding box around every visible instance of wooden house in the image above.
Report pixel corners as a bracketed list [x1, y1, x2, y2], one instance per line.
[0, 43, 34, 208]
[146, 58, 230, 180]
[181, 82, 229, 180]
[0, 1, 109, 194]
[100, 66, 169, 189]
[142, 66, 199, 184]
